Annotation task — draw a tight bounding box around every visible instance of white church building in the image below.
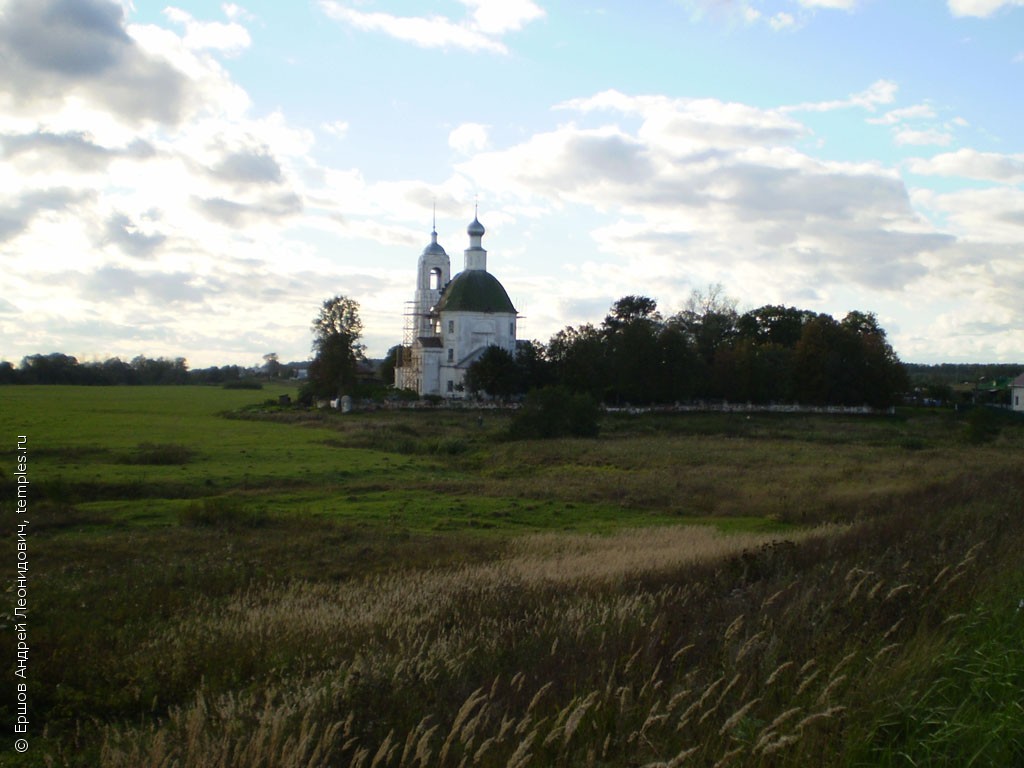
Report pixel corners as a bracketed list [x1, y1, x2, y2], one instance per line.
[395, 214, 517, 397]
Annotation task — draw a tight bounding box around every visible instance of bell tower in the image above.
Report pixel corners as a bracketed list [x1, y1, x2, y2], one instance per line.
[414, 218, 451, 338]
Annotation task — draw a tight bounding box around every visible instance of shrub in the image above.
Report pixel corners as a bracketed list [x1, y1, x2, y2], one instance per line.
[431, 437, 470, 456]
[178, 497, 268, 528]
[963, 406, 1001, 444]
[507, 386, 600, 439]
[222, 380, 263, 390]
[119, 442, 196, 465]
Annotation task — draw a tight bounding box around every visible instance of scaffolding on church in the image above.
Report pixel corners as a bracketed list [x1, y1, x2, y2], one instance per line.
[396, 301, 432, 389]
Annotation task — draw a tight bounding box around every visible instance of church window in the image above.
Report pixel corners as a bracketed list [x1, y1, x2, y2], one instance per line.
[448, 320, 454, 334]
[447, 348, 454, 362]
[447, 380, 454, 392]
[429, 268, 442, 290]
[509, 322, 514, 335]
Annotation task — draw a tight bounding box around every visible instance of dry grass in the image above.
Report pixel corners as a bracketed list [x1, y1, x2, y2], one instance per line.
[10, 400, 1021, 767]
[97, 483, 1024, 767]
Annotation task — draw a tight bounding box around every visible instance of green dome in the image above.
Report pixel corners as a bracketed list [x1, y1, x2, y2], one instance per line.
[435, 270, 516, 314]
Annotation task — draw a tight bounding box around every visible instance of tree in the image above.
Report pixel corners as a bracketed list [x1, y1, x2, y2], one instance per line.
[737, 305, 820, 348]
[465, 346, 520, 400]
[841, 311, 908, 407]
[670, 284, 739, 395]
[307, 295, 365, 399]
[602, 295, 661, 333]
[515, 340, 553, 392]
[380, 344, 404, 387]
[262, 352, 282, 379]
[793, 312, 907, 407]
[602, 296, 663, 404]
[547, 323, 608, 400]
[653, 323, 700, 402]
[130, 355, 189, 385]
[20, 353, 81, 384]
[793, 315, 856, 405]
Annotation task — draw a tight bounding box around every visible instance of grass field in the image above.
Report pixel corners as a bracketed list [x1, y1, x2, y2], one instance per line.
[1, 385, 1023, 766]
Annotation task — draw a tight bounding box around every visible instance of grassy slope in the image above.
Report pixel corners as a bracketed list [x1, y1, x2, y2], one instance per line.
[0, 386, 1022, 766]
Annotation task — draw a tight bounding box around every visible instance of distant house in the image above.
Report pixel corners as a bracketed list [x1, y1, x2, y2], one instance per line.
[1012, 373, 1024, 412]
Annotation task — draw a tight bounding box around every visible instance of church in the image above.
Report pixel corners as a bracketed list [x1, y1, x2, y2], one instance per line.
[395, 213, 518, 397]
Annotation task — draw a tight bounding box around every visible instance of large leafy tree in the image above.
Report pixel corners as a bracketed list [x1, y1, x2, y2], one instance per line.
[670, 284, 739, 396]
[602, 295, 660, 333]
[793, 312, 907, 407]
[737, 305, 821, 348]
[465, 346, 520, 400]
[307, 295, 365, 398]
[602, 295, 663, 404]
[841, 311, 908, 407]
[515, 339, 553, 392]
[547, 323, 608, 400]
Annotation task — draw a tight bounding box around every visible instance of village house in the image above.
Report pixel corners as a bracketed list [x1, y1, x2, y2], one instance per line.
[1012, 373, 1024, 412]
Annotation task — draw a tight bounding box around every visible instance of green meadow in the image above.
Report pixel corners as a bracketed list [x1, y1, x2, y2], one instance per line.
[1, 385, 1023, 766]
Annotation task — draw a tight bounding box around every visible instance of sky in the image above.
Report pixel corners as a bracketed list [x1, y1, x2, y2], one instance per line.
[1, 0, 1023, 368]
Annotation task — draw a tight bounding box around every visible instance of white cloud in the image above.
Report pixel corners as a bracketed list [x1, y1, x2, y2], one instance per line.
[783, 79, 898, 113]
[557, 90, 807, 149]
[679, 2, 804, 30]
[319, 3, 503, 54]
[163, 6, 251, 56]
[322, 120, 350, 139]
[907, 148, 1024, 183]
[222, 3, 255, 23]
[948, 0, 1024, 17]
[0, 0, 346, 366]
[449, 123, 491, 155]
[459, 0, 545, 35]
[867, 104, 937, 125]
[863, 101, 964, 150]
[0, 0, 225, 127]
[925, 187, 1024, 243]
[770, 12, 797, 30]
[461, 90, 946, 312]
[894, 128, 954, 146]
[798, 0, 860, 8]
[317, 0, 543, 54]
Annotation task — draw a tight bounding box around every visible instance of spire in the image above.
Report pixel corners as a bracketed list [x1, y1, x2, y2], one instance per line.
[465, 208, 486, 271]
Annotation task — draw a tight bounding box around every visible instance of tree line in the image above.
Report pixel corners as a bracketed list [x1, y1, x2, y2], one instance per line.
[3, 289, 910, 409]
[0, 353, 268, 386]
[461, 287, 909, 408]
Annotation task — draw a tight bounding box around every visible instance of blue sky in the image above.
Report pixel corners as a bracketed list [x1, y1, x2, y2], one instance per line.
[1, 0, 1022, 367]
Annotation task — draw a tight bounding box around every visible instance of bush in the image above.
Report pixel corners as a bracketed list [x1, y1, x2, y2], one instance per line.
[963, 406, 1002, 444]
[222, 380, 263, 390]
[179, 497, 268, 528]
[507, 386, 600, 439]
[119, 442, 196, 465]
[431, 438, 470, 455]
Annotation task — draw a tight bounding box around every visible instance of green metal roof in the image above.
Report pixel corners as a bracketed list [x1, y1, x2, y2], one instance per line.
[435, 270, 516, 314]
